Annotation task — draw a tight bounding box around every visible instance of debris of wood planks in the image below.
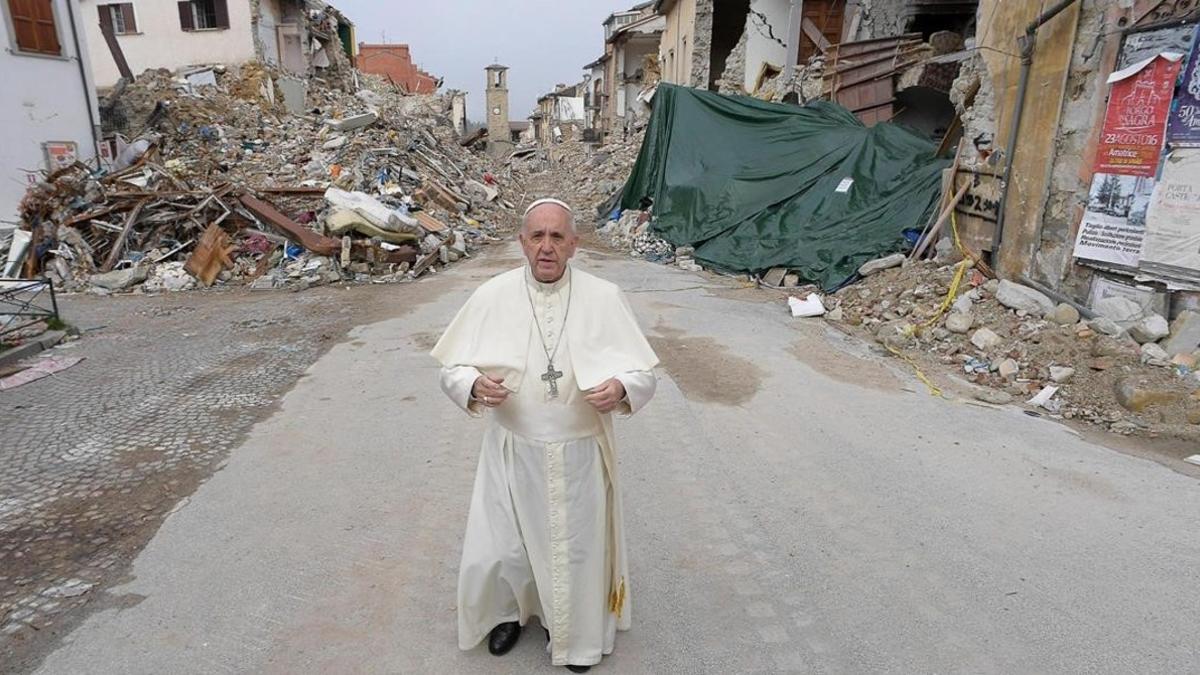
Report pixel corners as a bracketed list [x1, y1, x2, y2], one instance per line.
[184, 223, 237, 286]
[409, 248, 441, 278]
[239, 194, 341, 256]
[414, 211, 448, 233]
[100, 199, 148, 273]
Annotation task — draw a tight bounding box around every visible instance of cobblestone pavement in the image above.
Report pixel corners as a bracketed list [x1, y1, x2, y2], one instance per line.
[0, 281, 413, 669]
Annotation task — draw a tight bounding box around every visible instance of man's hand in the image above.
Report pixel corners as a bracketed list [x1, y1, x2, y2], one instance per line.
[472, 375, 509, 408]
[586, 378, 626, 413]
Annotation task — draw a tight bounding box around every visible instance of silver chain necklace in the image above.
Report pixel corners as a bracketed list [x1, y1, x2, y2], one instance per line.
[525, 266, 572, 398]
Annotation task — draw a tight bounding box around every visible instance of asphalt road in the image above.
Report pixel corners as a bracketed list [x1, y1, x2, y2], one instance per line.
[32, 245, 1200, 674]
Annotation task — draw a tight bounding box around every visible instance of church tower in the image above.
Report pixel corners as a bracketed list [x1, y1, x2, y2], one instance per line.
[485, 63, 513, 158]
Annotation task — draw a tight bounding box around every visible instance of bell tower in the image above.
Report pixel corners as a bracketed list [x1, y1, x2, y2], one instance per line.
[485, 63, 513, 158]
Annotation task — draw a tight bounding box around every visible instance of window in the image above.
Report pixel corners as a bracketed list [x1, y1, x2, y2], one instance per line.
[6, 0, 62, 55]
[177, 0, 229, 32]
[99, 3, 137, 35]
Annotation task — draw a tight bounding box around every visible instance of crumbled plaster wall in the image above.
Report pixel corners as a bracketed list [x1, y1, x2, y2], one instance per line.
[1033, 0, 1113, 291]
[854, 0, 909, 41]
[948, 52, 997, 171]
[691, 0, 714, 87]
[716, 25, 750, 94]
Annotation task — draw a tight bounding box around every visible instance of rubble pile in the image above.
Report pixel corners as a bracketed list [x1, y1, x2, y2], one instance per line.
[11, 65, 517, 293]
[513, 131, 642, 218]
[826, 259, 1200, 437]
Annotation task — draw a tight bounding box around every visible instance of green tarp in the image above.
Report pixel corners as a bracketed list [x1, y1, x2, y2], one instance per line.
[620, 84, 950, 290]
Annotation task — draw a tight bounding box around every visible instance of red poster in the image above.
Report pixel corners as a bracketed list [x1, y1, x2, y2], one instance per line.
[1094, 55, 1182, 177]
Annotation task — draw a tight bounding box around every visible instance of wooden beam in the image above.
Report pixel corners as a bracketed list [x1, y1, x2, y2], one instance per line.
[100, 199, 148, 272]
[801, 18, 832, 54]
[239, 194, 341, 256]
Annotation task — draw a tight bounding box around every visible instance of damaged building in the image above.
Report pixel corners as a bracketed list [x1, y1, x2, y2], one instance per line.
[595, 2, 665, 142]
[357, 42, 440, 94]
[937, 0, 1200, 320]
[78, 0, 357, 89]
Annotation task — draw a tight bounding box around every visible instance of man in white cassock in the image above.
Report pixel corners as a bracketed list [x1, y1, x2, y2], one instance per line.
[431, 198, 658, 672]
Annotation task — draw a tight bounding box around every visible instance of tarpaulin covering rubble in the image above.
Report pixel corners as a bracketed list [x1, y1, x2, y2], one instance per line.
[619, 83, 949, 290]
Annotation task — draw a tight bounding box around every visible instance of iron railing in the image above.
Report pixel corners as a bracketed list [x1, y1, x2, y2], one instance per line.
[0, 279, 59, 337]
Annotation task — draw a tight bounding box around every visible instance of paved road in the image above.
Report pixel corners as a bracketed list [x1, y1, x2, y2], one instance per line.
[31, 245, 1200, 673]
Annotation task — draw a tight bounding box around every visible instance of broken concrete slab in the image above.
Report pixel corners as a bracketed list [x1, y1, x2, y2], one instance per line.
[1089, 317, 1127, 338]
[970, 327, 1002, 351]
[995, 280, 1055, 317]
[89, 266, 148, 291]
[1140, 342, 1170, 366]
[324, 111, 379, 132]
[1163, 310, 1200, 356]
[277, 76, 308, 115]
[1094, 296, 1145, 327]
[858, 253, 906, 277]
[1129, 313, 1170, 344]
[997, 358, 1020, 379]
[763, 267, 788, 287]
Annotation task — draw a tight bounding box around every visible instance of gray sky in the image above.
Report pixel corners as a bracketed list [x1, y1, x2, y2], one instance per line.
[337, 0, 630, 122]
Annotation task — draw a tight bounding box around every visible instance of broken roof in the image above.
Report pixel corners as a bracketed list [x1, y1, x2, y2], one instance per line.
[608, 13, 666, 43]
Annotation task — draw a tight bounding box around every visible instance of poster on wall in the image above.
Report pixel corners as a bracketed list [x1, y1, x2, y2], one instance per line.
[42, 141, 78, 172]
[1094, 54, 1183, 177]
[1139, 148, 1200, 285]
[1168, 26, 1200, 146]
[1072, 172, 1155, 268]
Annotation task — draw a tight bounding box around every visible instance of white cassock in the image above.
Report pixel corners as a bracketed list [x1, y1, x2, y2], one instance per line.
[431, 264, 659, 668]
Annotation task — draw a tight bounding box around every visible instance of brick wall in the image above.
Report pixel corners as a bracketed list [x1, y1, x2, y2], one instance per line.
[357, 43, 438, 94]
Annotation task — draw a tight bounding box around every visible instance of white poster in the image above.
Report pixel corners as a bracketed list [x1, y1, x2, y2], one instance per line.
[1141, 148, 1200, 280]
[1073, 172, 1156, 268]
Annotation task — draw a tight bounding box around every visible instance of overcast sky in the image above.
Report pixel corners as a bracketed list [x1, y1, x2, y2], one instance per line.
[336, 0, 630, 122]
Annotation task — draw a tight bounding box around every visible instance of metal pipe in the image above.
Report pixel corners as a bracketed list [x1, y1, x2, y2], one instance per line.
[993, 0, 1080, 260]
[65, 0, 101, 157]
[782, 0, 803, 81]
[1019, 275, 1094, 319]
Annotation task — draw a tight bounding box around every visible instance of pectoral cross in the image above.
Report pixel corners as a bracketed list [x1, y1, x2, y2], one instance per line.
[541, 361, 564, 398]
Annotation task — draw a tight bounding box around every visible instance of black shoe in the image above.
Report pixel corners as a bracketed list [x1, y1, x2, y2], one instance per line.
[565, 666, 591, 673]
[487, 621, 521, 656]
[544, 627, 551, 644]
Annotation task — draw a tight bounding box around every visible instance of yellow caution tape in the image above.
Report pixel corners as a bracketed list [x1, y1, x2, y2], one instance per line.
[892, 211, 974, 398]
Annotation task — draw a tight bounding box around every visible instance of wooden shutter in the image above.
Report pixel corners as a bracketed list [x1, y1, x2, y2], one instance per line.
[97, 3, 113, 36]
[31, 0, 59, 52]
[213, 0, 229, 29]
[8, 0, 61, 54]
[178, 1, 194, 31]
[121, 3, 136, 33]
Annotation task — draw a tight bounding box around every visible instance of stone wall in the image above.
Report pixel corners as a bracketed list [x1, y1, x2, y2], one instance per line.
[691, 0, 714, 87]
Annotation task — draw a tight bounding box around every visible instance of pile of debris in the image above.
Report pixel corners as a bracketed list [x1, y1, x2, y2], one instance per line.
[820, 258, 1200, 437]
[8, 64, 517, 294]
[511, 129, 643, 217]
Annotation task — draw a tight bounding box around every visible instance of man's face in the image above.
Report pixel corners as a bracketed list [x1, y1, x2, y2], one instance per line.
[519, 205, 578, 282]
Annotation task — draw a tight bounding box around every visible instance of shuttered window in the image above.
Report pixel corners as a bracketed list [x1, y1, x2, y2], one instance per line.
[7, 0, 62, 55]
[178, 0, 229, 32]
[98, 3, 137, 35]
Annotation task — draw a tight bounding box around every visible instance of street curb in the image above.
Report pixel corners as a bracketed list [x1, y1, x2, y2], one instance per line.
[0, 331, 66, 369]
